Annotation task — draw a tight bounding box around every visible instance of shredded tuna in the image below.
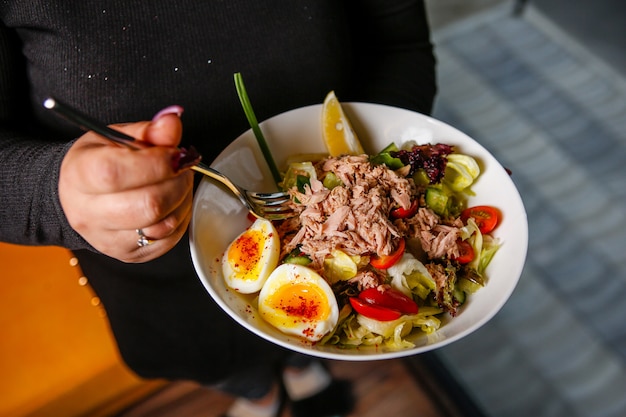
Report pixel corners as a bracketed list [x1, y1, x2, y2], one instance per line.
[281, 155, 416, 271]
[277, 154, 463, 285]
[348, 269, 386, 291]
[395, 207, 462, 260]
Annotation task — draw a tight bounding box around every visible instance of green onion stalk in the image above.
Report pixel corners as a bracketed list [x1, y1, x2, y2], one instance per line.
[233, 72, 282, 185]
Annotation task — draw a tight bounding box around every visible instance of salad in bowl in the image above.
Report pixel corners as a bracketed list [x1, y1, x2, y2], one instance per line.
[190, 93, 527, 360]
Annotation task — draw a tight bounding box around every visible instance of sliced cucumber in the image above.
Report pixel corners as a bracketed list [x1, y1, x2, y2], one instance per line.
[425, 187, 449, 215]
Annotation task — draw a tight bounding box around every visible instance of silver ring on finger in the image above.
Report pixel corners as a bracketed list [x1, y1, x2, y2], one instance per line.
[136, 229, 155, 247]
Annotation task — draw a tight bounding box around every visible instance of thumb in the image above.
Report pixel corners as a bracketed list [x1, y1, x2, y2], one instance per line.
[143, 105, 185, 147]
[109, 106, 184, 147]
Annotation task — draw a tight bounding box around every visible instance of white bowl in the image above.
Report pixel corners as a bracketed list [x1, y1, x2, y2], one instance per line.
[190, 102, 528, 361]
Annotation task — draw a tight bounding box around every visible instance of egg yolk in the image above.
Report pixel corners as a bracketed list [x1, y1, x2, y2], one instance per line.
[267, 283, 329, 323]
[227, 229, 264, 280]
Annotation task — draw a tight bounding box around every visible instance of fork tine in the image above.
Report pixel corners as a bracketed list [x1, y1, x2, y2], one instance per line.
[247, 193, 291, 206]
[259, 203, 294, 213]
[248, 191, 290, 199]
[258, 209, 298, 220]
[250, 199, 292, 210]
[247, 193, 291, 205]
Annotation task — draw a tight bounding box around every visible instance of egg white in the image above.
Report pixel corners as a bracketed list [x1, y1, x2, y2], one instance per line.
[222, 218, 280, 294]
[258, 264, 339, 342]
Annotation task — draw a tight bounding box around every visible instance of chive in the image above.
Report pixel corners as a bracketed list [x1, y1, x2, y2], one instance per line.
[233, 72, 281, 185]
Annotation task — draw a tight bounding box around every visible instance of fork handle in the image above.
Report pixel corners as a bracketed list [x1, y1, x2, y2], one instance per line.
[43, 97, 144, 150]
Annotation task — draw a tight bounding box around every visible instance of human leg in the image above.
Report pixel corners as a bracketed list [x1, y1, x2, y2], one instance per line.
[282, 354, 354, 417]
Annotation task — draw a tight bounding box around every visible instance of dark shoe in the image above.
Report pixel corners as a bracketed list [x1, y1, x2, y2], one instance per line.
[221, 383, 286, 417]
[289, 379, 355, 417]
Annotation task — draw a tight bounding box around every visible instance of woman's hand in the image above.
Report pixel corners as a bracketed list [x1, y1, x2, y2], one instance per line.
[59, 106, 196, 263]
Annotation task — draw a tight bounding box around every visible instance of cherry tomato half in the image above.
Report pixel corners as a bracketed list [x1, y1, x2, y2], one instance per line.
[461, 205, 500, 234]
[454, 240, 475, 264]
[390, 200, 418, 219]
[370, 238, 405, 269]
[358, 287, 418, 314]
[349, 297, 402, 321]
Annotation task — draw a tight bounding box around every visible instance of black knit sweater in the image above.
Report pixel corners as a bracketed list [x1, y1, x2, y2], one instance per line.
[1, 0, 435, 383]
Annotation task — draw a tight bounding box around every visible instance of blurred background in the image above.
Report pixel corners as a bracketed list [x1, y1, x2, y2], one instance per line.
[423, 0, 626, 416]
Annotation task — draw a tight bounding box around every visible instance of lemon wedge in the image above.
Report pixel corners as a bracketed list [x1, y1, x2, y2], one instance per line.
[322, 91, 364, 156]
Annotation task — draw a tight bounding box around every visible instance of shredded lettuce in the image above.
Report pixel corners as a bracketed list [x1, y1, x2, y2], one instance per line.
[280, 161, 317, 191]
[323, 249, 360, 283]
[318, 303, 353, 345]
[478, 234, 501, 274]
[443, 153, 480, 192]
[460, 217, 500, 276]
[387, 252, 435, 300]
[320, 305, 443, 350]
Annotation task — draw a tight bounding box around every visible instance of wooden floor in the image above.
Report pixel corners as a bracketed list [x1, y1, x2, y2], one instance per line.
[115, 358, 449, 417]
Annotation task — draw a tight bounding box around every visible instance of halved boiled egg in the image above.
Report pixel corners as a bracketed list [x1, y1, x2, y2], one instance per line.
[222, 218, 280, 294]
[258, 264, 339, 342]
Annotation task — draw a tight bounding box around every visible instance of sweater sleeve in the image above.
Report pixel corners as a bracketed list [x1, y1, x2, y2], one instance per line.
[0, 20, 90, 249]
[345, 0, 437, 115]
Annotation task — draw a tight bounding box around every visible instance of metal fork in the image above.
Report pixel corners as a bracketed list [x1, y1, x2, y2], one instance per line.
[43, 97, 296, 220]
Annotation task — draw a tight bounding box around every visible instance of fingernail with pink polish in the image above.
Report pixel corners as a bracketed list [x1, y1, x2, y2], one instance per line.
[153, 105, 184, 121]
[172, 145, 201, 173]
